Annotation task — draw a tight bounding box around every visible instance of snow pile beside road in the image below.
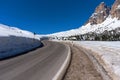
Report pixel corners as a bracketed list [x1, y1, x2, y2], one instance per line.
[0, 24, 41, 59]
[73, 41, 120, 80]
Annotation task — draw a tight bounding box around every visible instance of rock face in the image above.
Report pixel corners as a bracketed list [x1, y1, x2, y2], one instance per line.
[110, 0, 120, 19]
[87, 2, 110, 25]
[86, 0, 120, 25]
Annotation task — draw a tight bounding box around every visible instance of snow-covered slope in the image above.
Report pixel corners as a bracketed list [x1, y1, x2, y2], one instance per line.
[49, 17, 120, 37]
[48, 28, 80, 37]
[49, 0, 120, 38]
[79, 17, 120, 34]
[0, 24, 41, 59]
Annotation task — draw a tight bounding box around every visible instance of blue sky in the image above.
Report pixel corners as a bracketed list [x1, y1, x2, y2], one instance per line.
[0, 0, 114, 34]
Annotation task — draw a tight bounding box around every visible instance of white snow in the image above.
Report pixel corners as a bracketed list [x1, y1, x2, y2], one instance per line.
[0, 24, 41, 59]
[91, 13, 98, 18]
[48, 29, 81, 37]
[79, 16, 120, 34]
[49, 16, 120, 37]
[116, 5, 120, 9]
[0, 24, 40, 39]
[100, 11, 104, 13]
[73, 41, 120, 80]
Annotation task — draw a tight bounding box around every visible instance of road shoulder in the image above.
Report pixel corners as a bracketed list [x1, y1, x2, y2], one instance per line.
[62, 43, 103, 80]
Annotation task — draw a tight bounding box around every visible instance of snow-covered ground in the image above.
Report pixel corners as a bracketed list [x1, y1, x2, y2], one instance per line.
[0, 24, 41, 59]
[73, 41, 120, 80]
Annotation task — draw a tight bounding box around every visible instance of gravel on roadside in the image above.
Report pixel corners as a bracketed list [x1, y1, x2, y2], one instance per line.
[63, 43, 103, 80]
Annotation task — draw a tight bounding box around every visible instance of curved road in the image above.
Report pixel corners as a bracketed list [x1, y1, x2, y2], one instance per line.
[0, 41, 70, 80]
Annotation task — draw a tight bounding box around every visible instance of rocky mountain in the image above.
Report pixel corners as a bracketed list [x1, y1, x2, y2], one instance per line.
[49, 0, 120, 41]
[86, 2, 110, 25]
[110, 0, 120, 19]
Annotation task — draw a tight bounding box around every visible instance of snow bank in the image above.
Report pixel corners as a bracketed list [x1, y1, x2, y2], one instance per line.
[73, 41, 120, 80]
[0, 24, 41, 59]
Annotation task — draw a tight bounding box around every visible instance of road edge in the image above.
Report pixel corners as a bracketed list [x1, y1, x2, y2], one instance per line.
[79, 46, 112, 80]
[52, 44, 71, 80]
[71, 42, 112, 80]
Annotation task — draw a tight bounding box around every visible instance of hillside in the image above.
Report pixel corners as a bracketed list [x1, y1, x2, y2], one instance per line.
[49, 0, 120, 41]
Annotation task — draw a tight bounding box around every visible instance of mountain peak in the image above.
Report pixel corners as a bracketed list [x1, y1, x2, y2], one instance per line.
[95, 2, 108, 13]
[110, 0, 120, 19]
[86, 2, 110, 25]
[50, 1, 120, 38]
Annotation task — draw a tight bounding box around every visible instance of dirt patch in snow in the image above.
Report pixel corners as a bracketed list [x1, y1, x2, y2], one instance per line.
[63, 43, 103, 80]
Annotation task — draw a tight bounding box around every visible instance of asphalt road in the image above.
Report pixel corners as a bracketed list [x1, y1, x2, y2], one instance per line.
[0, 41, 69, 80]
